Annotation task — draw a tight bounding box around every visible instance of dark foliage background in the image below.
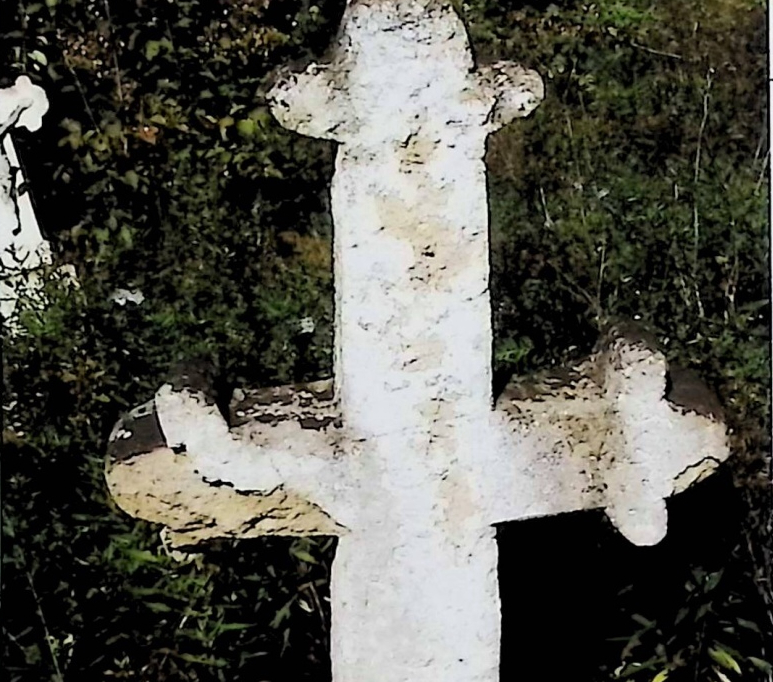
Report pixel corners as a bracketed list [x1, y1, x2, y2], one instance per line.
[1, 0, 770, 680]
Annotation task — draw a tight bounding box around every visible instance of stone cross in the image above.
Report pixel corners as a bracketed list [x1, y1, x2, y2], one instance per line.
[0, 75, 76, 333]
[0, 75, 52, 329]
[106, 3, 729, 681]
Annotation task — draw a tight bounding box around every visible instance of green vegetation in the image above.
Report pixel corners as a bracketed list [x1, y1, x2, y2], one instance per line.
[2, 1, 769, 680]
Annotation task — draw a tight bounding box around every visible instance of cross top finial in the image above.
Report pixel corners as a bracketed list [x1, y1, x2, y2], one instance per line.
[340, 0, 470, 62]
[269, 0, 543, 145]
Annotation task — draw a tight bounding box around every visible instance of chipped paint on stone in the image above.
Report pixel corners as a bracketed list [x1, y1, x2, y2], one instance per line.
[105, 2, 731, 681]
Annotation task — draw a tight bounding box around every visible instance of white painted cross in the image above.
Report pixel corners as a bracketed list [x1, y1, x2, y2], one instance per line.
[0, 75, 52, 329]
[106, 3, 729, 681]
[0, 75, 77, 334]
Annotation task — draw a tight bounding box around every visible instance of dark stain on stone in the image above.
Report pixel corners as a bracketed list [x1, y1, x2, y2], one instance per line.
[299, 414, 337, 430]
[108, 408, 166, 463]
[256, 413, 284, 425]
[202, 477, 235, 488]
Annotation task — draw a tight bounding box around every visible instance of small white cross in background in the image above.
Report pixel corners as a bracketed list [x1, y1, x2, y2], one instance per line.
[1, 75, 77, 334]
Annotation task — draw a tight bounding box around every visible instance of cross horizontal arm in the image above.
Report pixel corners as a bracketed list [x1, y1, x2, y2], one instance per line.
[484, 329, 729, 545]
[106, 378, 352, 546]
